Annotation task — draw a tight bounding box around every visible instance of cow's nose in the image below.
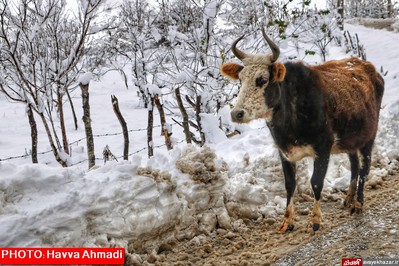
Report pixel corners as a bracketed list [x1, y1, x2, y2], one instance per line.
[231, 109, 245, 122]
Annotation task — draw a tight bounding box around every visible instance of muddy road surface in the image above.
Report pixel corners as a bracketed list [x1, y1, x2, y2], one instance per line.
[150, 171, 399, 266]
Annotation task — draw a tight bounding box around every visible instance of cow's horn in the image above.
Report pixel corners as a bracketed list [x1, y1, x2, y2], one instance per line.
[231, 35, 248, 60]
[261, 28, 280, 62]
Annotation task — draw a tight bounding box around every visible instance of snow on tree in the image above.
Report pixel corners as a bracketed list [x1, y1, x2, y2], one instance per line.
[289, 8, 341, 62]
[0, 0, 354, 163]
[107, 0, 234, 149]
[0, 0, 111, 166]
[341, 0, 398, 18]
[151, 0, 234, 145]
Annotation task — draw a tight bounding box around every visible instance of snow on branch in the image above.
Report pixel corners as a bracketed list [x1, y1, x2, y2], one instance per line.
[78, 72, 92, 85]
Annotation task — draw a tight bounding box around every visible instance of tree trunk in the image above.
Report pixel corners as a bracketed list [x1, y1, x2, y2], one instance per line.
[154, 94, 173, 150]
[57, 87, 69, 154]
[175, 87, 191, 144]
[337, 0, 344, 30]
[65, 87, 78, 130]
[147, 96, 154, 158]
[80, 82, 96, 169]
[111, 95, 129, 160]
[38, 112, 68, 167]
[27, 104, 38, 164]
[387, 0, 392, 18]
[195, 95, 206, 146]
[47, 101, 62, 151]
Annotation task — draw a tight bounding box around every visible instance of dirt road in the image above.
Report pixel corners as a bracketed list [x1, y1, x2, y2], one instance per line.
[151, 169, 399, 266]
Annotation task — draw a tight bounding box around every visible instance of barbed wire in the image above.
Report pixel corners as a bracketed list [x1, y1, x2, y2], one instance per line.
[0, 150, 54, 161]
[68, 139, 186, 167]
[69, 124, 166, 146]
[0, 131, 186, 166]
[0, 123, 166, 162]
[0, 124, 171, 162]
[0, 123, 266, 165]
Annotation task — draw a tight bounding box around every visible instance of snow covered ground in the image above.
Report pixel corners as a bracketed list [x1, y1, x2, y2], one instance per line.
[0, 22, 398, 257]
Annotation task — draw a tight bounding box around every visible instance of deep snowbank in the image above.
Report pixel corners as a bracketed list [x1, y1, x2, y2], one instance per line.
[0, 145, 278, 255]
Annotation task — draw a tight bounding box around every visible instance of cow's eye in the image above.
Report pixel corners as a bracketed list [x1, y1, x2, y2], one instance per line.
[255, 76, 267, 87]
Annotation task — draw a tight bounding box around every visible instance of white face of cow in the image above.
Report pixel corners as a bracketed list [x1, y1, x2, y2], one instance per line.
[234, 62, 272, 123]
[222, 56, 274, 123]
[221, 30, 286, 123]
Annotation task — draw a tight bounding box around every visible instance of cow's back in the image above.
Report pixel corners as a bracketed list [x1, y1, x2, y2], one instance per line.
[311, 58, 384, 152]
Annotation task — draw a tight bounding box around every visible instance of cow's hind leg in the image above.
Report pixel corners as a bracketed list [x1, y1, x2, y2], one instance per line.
[353, 140, 374, 214]
[344, 152, 360, 209]
[279, 155, 296, 233]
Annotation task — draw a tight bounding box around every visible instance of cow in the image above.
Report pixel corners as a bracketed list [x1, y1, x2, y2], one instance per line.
[221, 28, 384, 233]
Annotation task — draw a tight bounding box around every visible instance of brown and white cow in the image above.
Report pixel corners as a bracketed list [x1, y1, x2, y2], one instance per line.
[221, 29, 384, 233]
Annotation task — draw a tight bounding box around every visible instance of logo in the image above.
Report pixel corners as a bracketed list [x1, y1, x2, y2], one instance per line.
[342, 258, 363, 266]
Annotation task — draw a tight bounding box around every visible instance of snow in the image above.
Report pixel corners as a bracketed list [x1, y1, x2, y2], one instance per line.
[200, 113, 227, 143]
[151, 28, 162, 42]
[147, 84, 162, 96]
[0, 22, 399, 257]
[78, 72, 93, 85]
[167, 26, 189, 43]
[176, 71, 192, 83]
[204, 0, 218, 19]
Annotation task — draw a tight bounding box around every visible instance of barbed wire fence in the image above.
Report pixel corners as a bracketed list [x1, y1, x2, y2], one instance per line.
[68, 139, 186, 167]
[0, 123, 268, 166]
[0, 124, 184, 167]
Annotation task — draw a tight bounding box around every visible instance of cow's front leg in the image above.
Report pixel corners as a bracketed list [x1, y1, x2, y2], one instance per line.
[308, 151, 330, 232]
[279, 155, 296, 233]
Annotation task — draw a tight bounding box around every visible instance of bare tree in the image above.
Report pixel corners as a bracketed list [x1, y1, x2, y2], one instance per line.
[154, 0, 229, 145]
[27, 104, 38, 163]
[147, 95, 154, 158]
[387, 0, 393, 17]
[111, 0, 156, 108]
[0, 0, 107, 166]
[337, 0, 344, 30]
[79, 75, 95, 169]
[344, 0, 398, 18]
[174, 87, 192, 144]
[109, 0, 176, 154]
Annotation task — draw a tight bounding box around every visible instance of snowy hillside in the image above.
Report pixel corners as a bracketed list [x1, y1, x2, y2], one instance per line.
[0, 22, 398, 261]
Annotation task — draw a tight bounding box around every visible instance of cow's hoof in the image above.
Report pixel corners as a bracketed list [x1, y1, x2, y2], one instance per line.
[350, 207, 363, 215]
[312, 223, 320, 232]
[279, 222, 295, 233]
[350, 201, 363, 215]
[343, 199, 354, 209]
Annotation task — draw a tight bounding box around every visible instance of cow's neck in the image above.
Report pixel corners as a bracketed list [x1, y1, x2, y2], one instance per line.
[266, 62, 324, 147]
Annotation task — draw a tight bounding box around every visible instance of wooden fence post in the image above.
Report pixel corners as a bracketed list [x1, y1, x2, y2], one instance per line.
[111, 95, 129, 160]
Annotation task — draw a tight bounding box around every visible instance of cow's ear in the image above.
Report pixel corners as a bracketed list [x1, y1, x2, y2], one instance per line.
[221, 62, 244, 80]
[272, 63, 286, 82]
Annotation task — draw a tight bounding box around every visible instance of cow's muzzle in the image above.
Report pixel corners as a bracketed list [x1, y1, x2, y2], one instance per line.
[231, 109, 245, 123]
